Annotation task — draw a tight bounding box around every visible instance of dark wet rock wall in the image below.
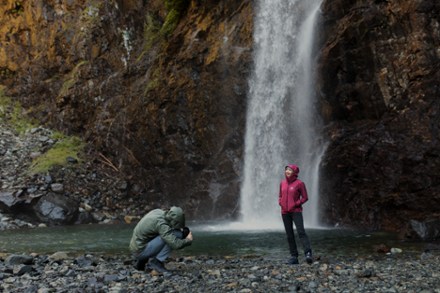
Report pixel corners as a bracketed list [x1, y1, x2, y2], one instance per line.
[317, 0, 440, 230]
[1, 0, 439, 232]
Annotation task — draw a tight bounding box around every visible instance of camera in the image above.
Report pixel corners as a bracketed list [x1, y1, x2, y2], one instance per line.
[182, 227, 190, 238]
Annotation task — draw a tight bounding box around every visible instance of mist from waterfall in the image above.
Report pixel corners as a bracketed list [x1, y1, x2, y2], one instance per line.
[237, 0, 325, 230]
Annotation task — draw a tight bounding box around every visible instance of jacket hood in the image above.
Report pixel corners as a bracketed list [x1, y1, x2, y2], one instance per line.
[165, 206, 185, 229]
[285, 164, 299, 183]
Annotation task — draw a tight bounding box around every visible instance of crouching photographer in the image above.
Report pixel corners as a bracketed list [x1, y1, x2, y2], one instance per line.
[129, 206, 193, 275]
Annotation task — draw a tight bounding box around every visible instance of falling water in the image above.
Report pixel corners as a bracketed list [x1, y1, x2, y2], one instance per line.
[238, 0, 325, 229]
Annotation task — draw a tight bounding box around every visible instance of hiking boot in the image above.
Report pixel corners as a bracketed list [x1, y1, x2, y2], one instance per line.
[305, 251, 313, 264]
[287, 256, 299, 265]
[148, 258, 171, 275]
[134, 258, 148, 271]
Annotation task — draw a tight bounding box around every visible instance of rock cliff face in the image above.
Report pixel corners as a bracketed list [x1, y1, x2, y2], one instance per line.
[318, 0, 440, 231]
[1, 0, 439, 231]
[0, 0, 253, 220]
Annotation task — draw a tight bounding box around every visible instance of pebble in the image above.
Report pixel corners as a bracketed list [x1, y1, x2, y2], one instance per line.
[0, 252, 438, 292]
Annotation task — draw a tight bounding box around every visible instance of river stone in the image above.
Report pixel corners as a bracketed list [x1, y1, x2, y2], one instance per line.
[0, 192, 16, 210]
[34, 193, 78, 225]
[38, 136, 49, 142]
[5, 254, 34, 266]
[75, 211, 96, 225]
[74, 256, 95, 267]
[44, 175, 53, 184]
[66, 156, 78, 163]
[29, 151, 41, 159]
[50, 183, 64, 193]
[13, 264, 33, 276]
[48, 252, 69, 261]
[104, 274, 120, 282]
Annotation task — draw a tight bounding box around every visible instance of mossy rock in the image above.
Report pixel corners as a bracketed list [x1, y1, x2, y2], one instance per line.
[30, 134, 85, 174]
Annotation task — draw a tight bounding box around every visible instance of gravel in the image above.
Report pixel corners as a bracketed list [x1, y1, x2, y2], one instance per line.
[1, 251, 439, 292]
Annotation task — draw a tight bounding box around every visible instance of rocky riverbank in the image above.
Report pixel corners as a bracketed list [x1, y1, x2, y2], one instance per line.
[0, 112, 152, 230]
[1, 249, 439, 292]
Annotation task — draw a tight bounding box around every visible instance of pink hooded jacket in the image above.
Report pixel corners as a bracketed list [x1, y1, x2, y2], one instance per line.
[278, 164, 309, 214]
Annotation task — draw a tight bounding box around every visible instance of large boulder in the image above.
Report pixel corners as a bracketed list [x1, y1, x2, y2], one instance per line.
[0, 191, 16, 211]
[33, 193, 79, 225]
[0, 190, 42, 217]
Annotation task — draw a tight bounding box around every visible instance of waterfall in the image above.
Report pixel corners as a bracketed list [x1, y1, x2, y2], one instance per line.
[239, 0, 325, 229]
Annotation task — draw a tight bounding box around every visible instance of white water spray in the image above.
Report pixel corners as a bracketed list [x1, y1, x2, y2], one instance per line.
[237, 0, 325, 230]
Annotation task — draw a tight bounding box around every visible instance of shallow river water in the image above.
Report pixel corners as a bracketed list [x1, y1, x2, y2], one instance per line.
[0, 223, 428, 259]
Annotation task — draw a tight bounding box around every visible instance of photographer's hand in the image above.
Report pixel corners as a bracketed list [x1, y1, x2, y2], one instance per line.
[186, 231, 193, 241]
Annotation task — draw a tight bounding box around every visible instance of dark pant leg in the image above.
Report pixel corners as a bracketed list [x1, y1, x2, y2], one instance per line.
[135, 229, 184, 268]
[292, 212, 312, 254]
[134, 235, 165, 270]
[282, 213, 299, 257]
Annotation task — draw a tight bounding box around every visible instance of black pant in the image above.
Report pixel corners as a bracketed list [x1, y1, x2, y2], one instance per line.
[282, 212, 312, 257]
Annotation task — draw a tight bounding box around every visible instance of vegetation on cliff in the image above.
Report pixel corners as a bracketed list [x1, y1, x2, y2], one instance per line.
[162, 0, 190, 36]
[0, 86, 35, 134]
[29, 134, 84, 174]
[1, 85, 85, 174]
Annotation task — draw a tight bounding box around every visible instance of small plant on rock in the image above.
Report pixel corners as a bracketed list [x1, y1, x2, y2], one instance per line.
[30, 132, 85, 174]
[161, 0, 190, 37]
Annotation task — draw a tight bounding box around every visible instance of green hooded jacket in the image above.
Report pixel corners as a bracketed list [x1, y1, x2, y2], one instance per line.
[129, 207, 192, 254]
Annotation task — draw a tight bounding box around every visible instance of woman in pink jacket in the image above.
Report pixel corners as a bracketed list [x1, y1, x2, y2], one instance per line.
[279, 164, 313, 264]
